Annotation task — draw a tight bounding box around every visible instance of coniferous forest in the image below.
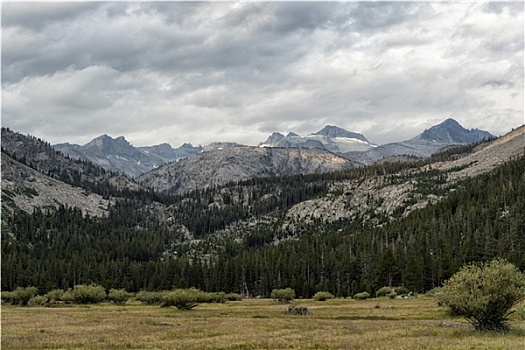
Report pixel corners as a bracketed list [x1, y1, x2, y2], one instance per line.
[2, 140, 524, 298]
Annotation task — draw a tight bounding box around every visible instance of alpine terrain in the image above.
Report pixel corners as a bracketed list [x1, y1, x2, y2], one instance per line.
[1, 122, 523, 301]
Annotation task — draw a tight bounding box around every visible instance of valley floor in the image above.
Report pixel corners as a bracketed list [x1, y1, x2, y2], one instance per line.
[2, 297, 524, 349]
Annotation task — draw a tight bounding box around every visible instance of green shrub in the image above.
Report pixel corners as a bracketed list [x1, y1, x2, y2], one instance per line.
[44, 289, 64, 304]
[161, 288, 207, 310]
[224, 293, 243, 301]
[427, 287, 442, 297]
[376, 286, 393, 298]
[437, 259, 525, 331]
[387, 292, 397, 299]
[394, 286, 409, 296]
[13, 287, 39, 306]
[108, 288, 133, 304]
[136, 290, 166, 305]
[61, 288, 75, 304]
[353, 291, 370, 300]
[205, 292, 227, 303]
[514, 305, 525, 320]
[313, 291, 335, 301]
[271, 288, 295, 303]
[1, 291, 18, 305]
[28, 295, 48, 306]
[71, 284, 107, 304]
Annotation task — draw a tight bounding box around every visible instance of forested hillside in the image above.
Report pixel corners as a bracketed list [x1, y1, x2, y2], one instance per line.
[2, 127, 523, 297]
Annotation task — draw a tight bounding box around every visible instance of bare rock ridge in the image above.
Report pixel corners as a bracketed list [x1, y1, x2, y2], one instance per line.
[1, 124, 523, 226]
[285, 124, 524, 225]
[259, 125, 374, 153]
[344, 118, 495, 165]
[54, 135, 205, 178]
[137, 146, 356, 195]
[1, 152, 110, 217]
[53, 119, 495, 178]
[1, 127, 141, 217]
[434, 124, 525, 179]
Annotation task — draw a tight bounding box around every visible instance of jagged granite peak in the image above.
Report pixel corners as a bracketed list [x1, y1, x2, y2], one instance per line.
[55, 135, 206, 178]
[311, 125, 370, 143]
[54, 134, 158, 177]
[138, 146, 356, 195]
[139, 142, 203, 162]
[259, 132, 286, 146]
[259, 126, 373, 153]
[414, 118, 494, 144]
[83, 134, 135, 156]
[1, 127, 140, 216]
[345, 118, 495, 165]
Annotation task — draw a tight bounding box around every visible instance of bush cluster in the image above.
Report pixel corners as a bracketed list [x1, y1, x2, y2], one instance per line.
[135, 290, 166, 305]
[376, 286, 411, 299]
[271, 288, 295, 303]
[437, 259, 525, 331]
[2, 284, 244, 308]
[313, 291, 334, 301]
[353, 291, 370, 300]
[162, 288, 207, 310]
[1, 287, 39, 306]
[160, 289, 244, 310]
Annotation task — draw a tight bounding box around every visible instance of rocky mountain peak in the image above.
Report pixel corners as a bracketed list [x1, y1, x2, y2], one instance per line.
[311, 125, 369, 143]
[415, 118, 494, 144]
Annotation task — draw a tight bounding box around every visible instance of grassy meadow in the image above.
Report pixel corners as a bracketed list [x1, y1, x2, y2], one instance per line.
[2, 296, 525, 350]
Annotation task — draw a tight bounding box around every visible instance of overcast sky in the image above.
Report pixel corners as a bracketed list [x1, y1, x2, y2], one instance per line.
[2, 1, 524, 148]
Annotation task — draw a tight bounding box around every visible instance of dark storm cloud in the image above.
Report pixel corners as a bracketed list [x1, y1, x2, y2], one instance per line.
[1, 2, 523, 147]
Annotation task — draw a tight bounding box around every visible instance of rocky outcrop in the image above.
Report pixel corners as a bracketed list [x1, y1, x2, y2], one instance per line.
[286, 124, 524, 226]
[1, 153, 110, 217]
[435, 124, 525, 180]
[138, 146, 356, 195]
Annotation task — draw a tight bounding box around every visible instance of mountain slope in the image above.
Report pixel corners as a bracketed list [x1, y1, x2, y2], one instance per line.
[1, 128, 141, 217]
[345, 118, 495, 165]
[54, 135, 191, 178]
[434, 124, 525, 179]
[1, 153, 110, 218]
[138, 146, 356, 195]
[2, 125, 523, 296]
[414, 118, 493, 144]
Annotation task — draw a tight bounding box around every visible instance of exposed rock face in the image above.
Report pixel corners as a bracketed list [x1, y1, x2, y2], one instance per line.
[1, 153, 110, 217]
[1, 128, 141, 217]
[54, 135, 194, 178]
[285, 124, 524, 226]
[415, 118, 493, 144]
[345, 118, 495, 165]
[54, 135, 246, 178]
[138, 146, 356, 195]
[434, 124, 525, 180]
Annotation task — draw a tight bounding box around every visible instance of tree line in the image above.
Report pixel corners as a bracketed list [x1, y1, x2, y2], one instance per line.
[2, 150, 523, 297]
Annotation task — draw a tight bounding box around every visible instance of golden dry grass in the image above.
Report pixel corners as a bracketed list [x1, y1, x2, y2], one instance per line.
[2, 297, 524, 349]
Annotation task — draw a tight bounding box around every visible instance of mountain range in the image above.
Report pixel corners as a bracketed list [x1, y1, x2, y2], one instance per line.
[345, 118, 495, 164]
[53, 118, 494, 178]
[1, 122, 524, 297]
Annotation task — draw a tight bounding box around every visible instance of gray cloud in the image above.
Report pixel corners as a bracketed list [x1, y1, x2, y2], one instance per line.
[2, 2, 523, 148]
